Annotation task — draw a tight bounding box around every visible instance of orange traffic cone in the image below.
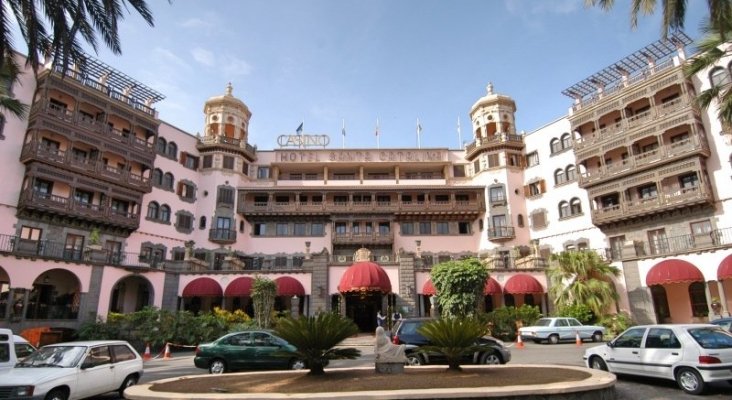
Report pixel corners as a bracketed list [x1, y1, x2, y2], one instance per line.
[142, 343, 151, 361]
[575, 331, 582, 346]
[515, 334, 525, 349]
[163, 343, 172, 360]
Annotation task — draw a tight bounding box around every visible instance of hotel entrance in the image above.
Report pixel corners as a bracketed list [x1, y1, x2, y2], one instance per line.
[336, 248, 393, 332]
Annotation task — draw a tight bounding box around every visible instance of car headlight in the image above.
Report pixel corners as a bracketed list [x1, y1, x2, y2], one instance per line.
[11, 386, 34, 397]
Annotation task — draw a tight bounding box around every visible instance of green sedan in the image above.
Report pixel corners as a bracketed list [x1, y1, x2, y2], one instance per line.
[194, 330, 306, 374]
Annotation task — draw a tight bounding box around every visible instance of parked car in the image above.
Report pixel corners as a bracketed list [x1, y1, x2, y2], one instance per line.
[518, 317, 605, 344]
[1, 340, 143, 400]
[584, 324, 732, 395]
[391, 317, 511, 366]
[710, 317, 732, 332]
[0, 329, 37, 371]
[194, 330, 305, 374]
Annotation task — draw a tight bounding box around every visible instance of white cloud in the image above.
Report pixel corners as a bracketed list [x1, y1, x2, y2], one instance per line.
[191, 47, 215, 66]
[179, 17, 214, 29]
[152, 47, 193, 73]
[504, 0, 580, 15]
[221, 55, 253, 76]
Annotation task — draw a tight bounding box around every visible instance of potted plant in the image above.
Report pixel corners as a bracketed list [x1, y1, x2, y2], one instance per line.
[85, 228, 106, 262]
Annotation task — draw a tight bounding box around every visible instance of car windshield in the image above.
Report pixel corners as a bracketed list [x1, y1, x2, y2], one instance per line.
[687, 327, 732, 349]
[16, 346, 86, 368]
[534, 319, 552, 327]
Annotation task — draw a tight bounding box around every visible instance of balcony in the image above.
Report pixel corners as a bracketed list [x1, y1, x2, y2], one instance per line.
[332, 231, 394, 245]
[208, 228, 237, 244]
[17, 189, 140, 231]
[197, 135, 257, 161]
[465, 133, 524, 160]
[0, 234, 161, 269]
[484, 254, 549, 269]
[20, 141, 152, 192]
[591, 184, 714, 226]
[487, 226, 515, 241]
[239, 199, 484, 217]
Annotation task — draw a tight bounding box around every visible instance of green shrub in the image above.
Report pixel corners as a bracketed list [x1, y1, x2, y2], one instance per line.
[556, 303, 594, 324]
[599, 312, 635, 337]
[484, 305, 541, 341]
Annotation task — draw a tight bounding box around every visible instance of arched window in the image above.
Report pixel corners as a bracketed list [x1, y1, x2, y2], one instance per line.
[710, 67, 731, 88]
[163, 173, 174, 189]
[517, 214, 524, 228]
[160, 205, 171, 222]
[146, 202, 159, 219]
[558, 201, 570, 218]
[570, 197, 582, 215]
[524, 294, 535, 306]
[566, 165, 576, 181]
[156, 137, 167, 154]
[561, 133, 571, 149]
[199, 216, 207, 229]
[550, 138, 561, 154]
[689, 282, 708, 317]
[152, 169, 163, 186]
[167, 142, 178, 159]
[554, 169, 565, 185]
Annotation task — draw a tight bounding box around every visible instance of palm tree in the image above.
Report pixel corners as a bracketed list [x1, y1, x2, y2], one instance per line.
[0, 55, 27, 118]
[548, 251, 620, 317]
[274, 312, 361, 376]
[417, 317, 487, 372]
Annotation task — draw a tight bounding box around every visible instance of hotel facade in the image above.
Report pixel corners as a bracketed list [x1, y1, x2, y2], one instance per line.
[2, 31, 732, 334]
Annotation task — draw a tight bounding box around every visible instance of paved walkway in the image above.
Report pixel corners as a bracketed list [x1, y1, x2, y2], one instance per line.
[339, 333, 375, 347]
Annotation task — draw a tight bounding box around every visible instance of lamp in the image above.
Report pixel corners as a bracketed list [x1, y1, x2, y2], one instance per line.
[317, 285, 325, 297]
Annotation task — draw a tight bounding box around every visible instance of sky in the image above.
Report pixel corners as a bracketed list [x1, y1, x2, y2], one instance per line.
[20, 0, 711, 150]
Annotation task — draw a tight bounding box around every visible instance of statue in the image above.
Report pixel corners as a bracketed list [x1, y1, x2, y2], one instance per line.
[374, 326, 407, 363]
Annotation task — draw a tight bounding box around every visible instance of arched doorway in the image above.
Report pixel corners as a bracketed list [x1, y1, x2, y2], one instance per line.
[337, 257, 392, 332]
[484, 277, 502, 312]
[26, 269, 81, 320]
[503, 274, 544, 311]
[224, 276, 254, 316]
[646, 259, 705, 323]
[274, 276, 305, 316]
[109, 275, 153, 314]
[181, 277, 222, 313]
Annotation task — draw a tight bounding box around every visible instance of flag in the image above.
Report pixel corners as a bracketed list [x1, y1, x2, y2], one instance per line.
[417, 118, 422, 135]
[296, 122, 303, 135]
[342, 119, 346, 136]
[375, 118, 380, 136]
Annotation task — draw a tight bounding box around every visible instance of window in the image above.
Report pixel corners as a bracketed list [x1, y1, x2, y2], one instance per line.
[648, 228, 668, 255]
[690, 220, 712, 237]
[199, 216, 207, 229]
[489, 187, 506, 204]
[609, 235, 625, 260]
[294, 223, 306, 236]
[526, 151, 539, 167]
[613, 327, 645, 348]
[176, 213, 193, 230]
[276, 223, 288, 236]
[253, 223, 266, 236]
[570, 198, 582, 215]
[487, 154, 499, 168]
[335, 222, 347, 234]
[311, 223, 324, 235]
[257, 166, 270, 179]
[162, 173, 174, 190]
[156, 137, 167, 154]
[638, 184, 658, 199]
[217, 187, 235, 206]
[40, 137, 60, 151]
[550, 138, 561, 154]
[473, 159, 481, 173]
[152, 169, 163, 186]
[516, 214, 524, 228]
[689, 282, 708, 317]
[524, 180, 545, 197]
[111, 199, 129, 215]
[20, 226, 42, 240]
[710, 66, 731, 88]
[182, 153, 199, 170]
[203, 155, 213, 168]
[531, 210, 547, 229]
[378, 222, 390, 234]
[458, 222, 470, 234]
[166, 142, 178, 159]
[453, 165, 466, 177]
[401, 222, 414, 235]
[64, 234, 84, 260]
[223, 156, 234, 170]
[178, 182, 195, 200]
[33, 179, 53, 194]
[146, 202, 159, 219]
[566, 165, 576, 181]
[554, 169, 566, 185]
[558, 201, 570, 218]
[436, 222, 449, 234]
[561, 133, 571, 149]
[159, 205, 171, 222]
[419, 222, 431, 235]
[679, 173, 699, 189]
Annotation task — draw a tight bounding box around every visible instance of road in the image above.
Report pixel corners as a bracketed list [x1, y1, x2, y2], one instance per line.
[94, 341, 731, 399]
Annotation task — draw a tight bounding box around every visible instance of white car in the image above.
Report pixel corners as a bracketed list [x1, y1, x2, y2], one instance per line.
[0, 340, 143, 400]
[518, 317, 606, 344]
[584, 324, 732, 395]
[0, 329, 35, 371]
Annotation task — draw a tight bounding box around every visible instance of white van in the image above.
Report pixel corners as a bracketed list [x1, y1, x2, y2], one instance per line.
[0, 328, 36, 371]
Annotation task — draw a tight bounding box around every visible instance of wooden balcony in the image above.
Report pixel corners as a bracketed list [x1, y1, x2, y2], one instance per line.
[238, 199, 484, 217]
[332, 232, 394, 245]
[17, 188, 140, 231]
[464, 133, 524, 160]
[487, 226, 515, 241]
[208, 228, 237, 244]
[591, 183, 714, 226]
[197, 135, 257, 162]
[20, 140, 152, 192]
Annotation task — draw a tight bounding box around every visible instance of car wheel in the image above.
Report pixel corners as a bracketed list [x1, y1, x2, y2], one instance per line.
[592, 332, 604, 342]
[548, 334, 560, 345]
[676, 367, 706, 395]
[208, 359, 227, 374]
[406, 354, 424, 366]
[480, 351, 502, 365]
[118, 374, 139, 397]
[589, 356, 608, 371]
[45, 389, 68, 400]
[289, 359, 306, 370]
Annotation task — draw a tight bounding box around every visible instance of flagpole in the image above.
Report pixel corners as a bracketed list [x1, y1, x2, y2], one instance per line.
[457, 116, 462, 149]
[416, 117, 421, 149]
[342, 119, 345, 149]
[376, 117, 380, 149]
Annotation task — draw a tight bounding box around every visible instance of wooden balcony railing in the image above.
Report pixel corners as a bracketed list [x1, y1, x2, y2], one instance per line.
[465, 133, 524, 159]
[332, 231, 394, 245]
[238, 199, 483, 215]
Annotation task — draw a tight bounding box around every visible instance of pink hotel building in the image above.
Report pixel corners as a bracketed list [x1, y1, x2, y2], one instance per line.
[2, 31, 732, 334]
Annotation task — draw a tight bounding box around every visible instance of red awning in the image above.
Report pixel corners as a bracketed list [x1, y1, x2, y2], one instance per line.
[718, 254, 732, 281]
[646, 259, 704, 286]
[484, 278, 502, 295]
[422, 279, 436, 295]
[338, 261, 392, 294]
[182, 277, 222, 297]
[224, 277, 254, 297]
[504, 274, 544, 294]
[275, 276, 305, 296]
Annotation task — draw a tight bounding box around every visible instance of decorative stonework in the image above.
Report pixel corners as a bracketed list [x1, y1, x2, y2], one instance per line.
[354, 247, 371, 262]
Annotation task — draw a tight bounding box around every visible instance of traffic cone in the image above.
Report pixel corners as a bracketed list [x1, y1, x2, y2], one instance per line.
[142, 343, 151, 361]
[163, 343, 172, 360]
[575, 331, 582, 346]
[515, 334, 525, 349]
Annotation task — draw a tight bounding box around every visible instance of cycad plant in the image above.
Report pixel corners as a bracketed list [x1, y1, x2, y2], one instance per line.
[417, 317, 488, 372]
[274, 312, 360, 375]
